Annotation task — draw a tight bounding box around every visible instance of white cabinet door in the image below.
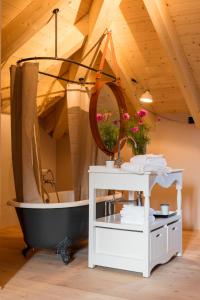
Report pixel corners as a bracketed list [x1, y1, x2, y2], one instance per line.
[150, 226, 167, 266]
[167, 220, 181, 257]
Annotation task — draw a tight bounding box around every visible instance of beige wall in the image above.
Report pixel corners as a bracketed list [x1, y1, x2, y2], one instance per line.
[121, 118, 200, 230]
[148, 119, 200, 230]
[0, 114, 18, 228]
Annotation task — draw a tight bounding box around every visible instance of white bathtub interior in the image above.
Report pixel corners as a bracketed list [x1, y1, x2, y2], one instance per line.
[48, 190, 75, 203]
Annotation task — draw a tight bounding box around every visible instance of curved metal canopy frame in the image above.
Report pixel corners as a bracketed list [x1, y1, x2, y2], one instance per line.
[16, 9, 116, 85]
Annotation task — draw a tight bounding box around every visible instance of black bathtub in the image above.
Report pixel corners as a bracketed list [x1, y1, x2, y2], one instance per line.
[8, 192, 116, 264]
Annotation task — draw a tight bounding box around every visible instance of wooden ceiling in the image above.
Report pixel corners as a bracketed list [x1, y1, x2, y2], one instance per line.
[1, 0, 200, 126]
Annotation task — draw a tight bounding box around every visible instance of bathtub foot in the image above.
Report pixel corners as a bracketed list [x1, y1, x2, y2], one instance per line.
[22, 245, 31, 257]
[56, 236, 72, 264]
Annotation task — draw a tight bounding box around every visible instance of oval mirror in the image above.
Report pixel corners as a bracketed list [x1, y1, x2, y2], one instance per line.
[89, 82, 127, 157]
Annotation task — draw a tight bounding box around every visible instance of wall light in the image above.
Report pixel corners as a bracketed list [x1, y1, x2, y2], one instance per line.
[139, 91, 153, 103]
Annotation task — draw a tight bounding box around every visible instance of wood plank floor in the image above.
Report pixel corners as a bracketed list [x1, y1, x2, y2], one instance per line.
[0, 226, 200, 299]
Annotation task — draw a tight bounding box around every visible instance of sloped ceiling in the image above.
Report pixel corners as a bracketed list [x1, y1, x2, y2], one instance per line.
[166, 0, 200, 86]
[112, 0, 188, 114]
[1, 0, 200, 126]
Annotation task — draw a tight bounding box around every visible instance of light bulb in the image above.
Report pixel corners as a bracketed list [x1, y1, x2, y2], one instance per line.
[139, 91, 153, 103]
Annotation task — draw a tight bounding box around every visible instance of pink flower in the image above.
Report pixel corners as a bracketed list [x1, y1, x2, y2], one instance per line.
[131, 126, 139, 133]
[122, 112, 130, 120]
[137, 109, 148, 118]
[96, 113, 104, 122]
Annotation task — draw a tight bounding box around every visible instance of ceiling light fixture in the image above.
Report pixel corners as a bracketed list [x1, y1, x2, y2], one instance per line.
[139, 90, 153, 103]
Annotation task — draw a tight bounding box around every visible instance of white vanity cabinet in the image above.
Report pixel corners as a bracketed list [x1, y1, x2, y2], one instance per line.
[88, 166, 183, 277]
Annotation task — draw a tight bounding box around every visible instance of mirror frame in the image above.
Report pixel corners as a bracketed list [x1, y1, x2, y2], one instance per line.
[89, 81, 127, 157]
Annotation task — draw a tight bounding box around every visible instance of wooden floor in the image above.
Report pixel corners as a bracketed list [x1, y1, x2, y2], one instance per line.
[0, 226, 200, 300]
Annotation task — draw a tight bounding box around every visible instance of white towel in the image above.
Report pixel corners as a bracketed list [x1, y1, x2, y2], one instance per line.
[120, 206, 155, 217]
[130, 154, 167, 171]
[121, 215, 155, 225]
[121, 206, 155, 216]
[121, 162, 170, 175]
[130, 154, 166, 165]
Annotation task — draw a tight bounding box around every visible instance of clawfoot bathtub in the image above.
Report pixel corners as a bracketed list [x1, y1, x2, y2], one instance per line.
[8, 192, 116, 264]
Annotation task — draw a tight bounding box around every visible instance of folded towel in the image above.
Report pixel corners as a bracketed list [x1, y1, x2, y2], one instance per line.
[130, 154, 167, 168]
[121, 215, 155, 225]
[121, 206, 154, 214]
[130, 154, 164, 163]
[120, 206, 155, 217]
[121, 162, 170, 175]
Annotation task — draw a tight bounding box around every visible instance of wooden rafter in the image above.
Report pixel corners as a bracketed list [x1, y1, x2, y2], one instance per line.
[69, 0, 122, 82]
[143, 0, 200, 127]
[2, 0, 63, 63]
[39, 96, 67, 139]
[37, 14, 89, 77]
[1, 13, 89, 112]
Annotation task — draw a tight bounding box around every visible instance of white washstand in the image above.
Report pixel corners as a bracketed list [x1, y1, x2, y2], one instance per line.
[88, 166, 183, 277]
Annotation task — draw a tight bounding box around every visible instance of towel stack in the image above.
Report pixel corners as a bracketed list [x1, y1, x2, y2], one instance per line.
[120, 205, 155, 225]
[121, 154, 170, 174]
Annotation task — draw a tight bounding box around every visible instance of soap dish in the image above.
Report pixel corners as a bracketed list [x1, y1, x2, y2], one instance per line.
[153, 211, 177, 218]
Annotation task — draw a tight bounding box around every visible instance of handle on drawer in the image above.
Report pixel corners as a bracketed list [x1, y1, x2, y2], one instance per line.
[172, 226, 177, 231]
[156, 233, 162, 238]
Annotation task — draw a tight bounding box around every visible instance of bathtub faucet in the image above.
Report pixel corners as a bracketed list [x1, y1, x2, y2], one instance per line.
[42, 169, 60, 203]
[42, 169, 56, 185]
[115, 136, 137, 168]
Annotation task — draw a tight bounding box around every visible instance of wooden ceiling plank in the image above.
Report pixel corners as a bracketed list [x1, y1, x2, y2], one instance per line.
[2, 0, 71, 63]
[105, 45, 156, 127]
[143, 0, 200, 127]
[38, 14, 89, 73]
[71, 0, 122, 81]
[1, 14, 89, 108]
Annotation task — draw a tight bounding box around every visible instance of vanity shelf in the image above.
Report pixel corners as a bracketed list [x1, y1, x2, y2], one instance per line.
[88, 166, 183, 277]
[95, 213, 181, 232]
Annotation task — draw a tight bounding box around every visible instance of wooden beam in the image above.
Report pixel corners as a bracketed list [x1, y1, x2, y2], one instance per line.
[143, 0, 200, 127]
[38, 14, 89, 73]
[39, 96, 67, 139]
[71, 0, 122, 81]
[1, 0, 64, 63]
[1, 14, 89, 111]
[35, 15, 88, 105]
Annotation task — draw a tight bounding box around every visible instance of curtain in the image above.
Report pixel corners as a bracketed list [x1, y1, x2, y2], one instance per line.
[10, 63, 42, 203]
[67, 86, 107, 201]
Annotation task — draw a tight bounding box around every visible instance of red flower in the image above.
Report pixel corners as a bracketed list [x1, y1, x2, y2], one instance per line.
[131, 126, 139, 133]
[137, 109, 148, 118]
[122, 112, 130, 120]
[96, 113, 104, 122]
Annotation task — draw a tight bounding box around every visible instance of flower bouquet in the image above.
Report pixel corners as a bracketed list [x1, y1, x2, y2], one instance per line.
[96, 108, 150, 156]
[124, 109, 150, 155]
[96, 111, 120, 152]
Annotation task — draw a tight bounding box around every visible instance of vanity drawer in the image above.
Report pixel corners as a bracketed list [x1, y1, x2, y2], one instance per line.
[95, 227, 144, 259]
[167, 220, 181, 255]
[150, 226, 167, 264]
